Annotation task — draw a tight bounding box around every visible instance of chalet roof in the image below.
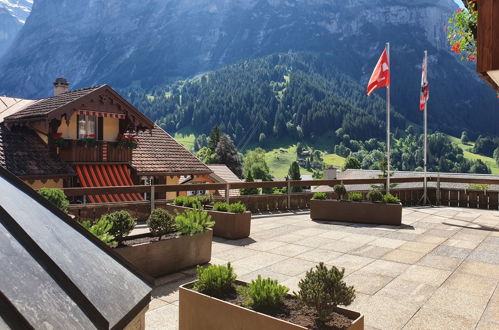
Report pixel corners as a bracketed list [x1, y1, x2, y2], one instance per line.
[0, 96, 36, 122]
[0, 126, 74, 178]
[0, 165, 152, 329]
[132, 125, 212, 176]
[207, 164, 241, 196]
[4, 86, 101, 121]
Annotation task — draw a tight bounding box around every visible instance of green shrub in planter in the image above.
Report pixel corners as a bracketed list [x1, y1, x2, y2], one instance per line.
[227, 202, 246, 213]
[194, 263, 237, 298]
[213, 201, 229, 212]
[197, 194, 214, 206]
[383, 193, 401, 204]
[102, 210, 136, 240]
[297, 262, 355, 323]
[81, 218, 115, 245]
[175, 209, 214, 236]
[38, 188, 70, 213]
[366, 189, 383, 202]
[312, 192, 327, 200]
[173, 196, 188, 206]
[238, 275, 289, 312]
[333, 184, 347, 200]
[173, 196, 202, 209]
[348, 192, 363, 202]
[147, 208, 176, 237]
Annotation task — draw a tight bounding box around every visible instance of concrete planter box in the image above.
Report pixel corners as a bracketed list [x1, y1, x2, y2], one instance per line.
[165, 204, 251, 239]
[310, 199, 402, 226]
[115, 229, 212, 277]
[179, 281, 364, 330]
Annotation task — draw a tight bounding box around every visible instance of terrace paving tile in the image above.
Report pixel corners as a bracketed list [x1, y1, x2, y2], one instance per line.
[349, 245, 392, 259]
[345, 271, 394, 295]
[382, 249, 427, 264]
[144, 206, 499, 330]
[417, 254, 462, 271]
[294, 248, 342, 263]
[376, 278, 437, 307]
[430, 245, 473, 259]
[397, 265, 452, 287]
[403, 306, 476, 330]
[457, 260, 499, 279]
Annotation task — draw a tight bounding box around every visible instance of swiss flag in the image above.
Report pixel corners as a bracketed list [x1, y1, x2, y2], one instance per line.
[367, 49, 390, 96]
[420, 55, 429, 111]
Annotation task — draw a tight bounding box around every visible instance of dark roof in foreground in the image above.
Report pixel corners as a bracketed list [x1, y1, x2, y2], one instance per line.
[133, 125, 211, 176]
[0, 166, 151, 329]
[0, 126, 74, 178]
[313, 169, 499, 192]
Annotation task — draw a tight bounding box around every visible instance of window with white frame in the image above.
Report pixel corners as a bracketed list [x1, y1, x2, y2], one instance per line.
[78, 115, 97, 139]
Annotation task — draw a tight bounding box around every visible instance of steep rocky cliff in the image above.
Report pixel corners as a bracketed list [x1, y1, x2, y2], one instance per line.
[0, 0, 496, 135]
[0, 0, 32, 56]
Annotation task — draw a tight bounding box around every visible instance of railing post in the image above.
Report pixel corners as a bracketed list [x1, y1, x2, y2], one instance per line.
[83, 195, 86, 205]
[225, 183, 230, 204]
[151, 185, 155, 212]
[436, 174, 441, 205]
[287, 181, 291, 209]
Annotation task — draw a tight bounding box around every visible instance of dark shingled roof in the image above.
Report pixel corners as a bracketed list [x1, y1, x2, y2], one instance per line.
[5, 86, 102, 121]
[132, 126, 211, 176]
[0, 126, 74, 178]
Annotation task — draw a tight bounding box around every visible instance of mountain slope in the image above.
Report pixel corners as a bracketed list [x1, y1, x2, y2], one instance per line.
[0, 0, 32, 56]
[122, 52, 406, 146]
[0, 0, 497, 136]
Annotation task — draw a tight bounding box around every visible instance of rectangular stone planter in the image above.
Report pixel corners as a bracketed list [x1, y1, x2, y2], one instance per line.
[310, 199, 402, 226]
[114, 229, 212, 277]
[179, 281, 364, 330]
[165, 204, 251, 239]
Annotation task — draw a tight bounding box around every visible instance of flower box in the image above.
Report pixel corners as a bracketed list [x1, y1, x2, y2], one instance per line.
[310, 199, 402, 226]
[114, 229, 212, 277]
[165, 204, 251, 239]
[178, 280, 364, 330]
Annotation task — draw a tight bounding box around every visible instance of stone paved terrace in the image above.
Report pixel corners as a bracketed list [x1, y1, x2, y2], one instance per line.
[145, 207, 499, 330]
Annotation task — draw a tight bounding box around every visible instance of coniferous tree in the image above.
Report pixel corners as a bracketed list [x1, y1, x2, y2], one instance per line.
[240, 170, 259, 195]
[208, 126, 221, 152]
[215, 134, 242, 178]
[288, 161, 303, 192]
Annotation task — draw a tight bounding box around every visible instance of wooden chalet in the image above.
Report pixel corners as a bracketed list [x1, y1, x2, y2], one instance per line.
[0, 78, 212, 201]
[466, 0, 499, 90]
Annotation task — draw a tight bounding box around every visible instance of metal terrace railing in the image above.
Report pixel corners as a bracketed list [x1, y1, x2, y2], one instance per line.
[61, 175, 499, 222]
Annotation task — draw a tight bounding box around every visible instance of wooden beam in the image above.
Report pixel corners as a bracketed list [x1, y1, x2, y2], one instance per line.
[477, 0, 499, 90]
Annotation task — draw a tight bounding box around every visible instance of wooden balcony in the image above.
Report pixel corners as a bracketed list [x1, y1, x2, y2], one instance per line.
[54, 140, 132, 163]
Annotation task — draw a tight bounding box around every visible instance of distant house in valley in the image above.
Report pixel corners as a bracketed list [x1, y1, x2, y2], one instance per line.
[0, 78, 211, 201]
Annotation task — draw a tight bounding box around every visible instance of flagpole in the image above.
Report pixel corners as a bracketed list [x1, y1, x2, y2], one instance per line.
[423, 50, 428, 205]
[386, 42, 391, 195]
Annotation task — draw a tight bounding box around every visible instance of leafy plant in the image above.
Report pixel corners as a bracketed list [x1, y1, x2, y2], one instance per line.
[383, 194, 401, 204]
[227, 202, 246, 213]
[175, 209, 215, 236]
[82, 218, 115, 245]
[173, 196, 187, 206]
[77, 135, 103, 148]
[446, 5, 477, 62]
[48, 132, 68, 148]
[197, 194, 214, 206]
[102, 210, 136, 240]
[213, 201, 229, 212]
[297, 262, 355, 323]
[38, 188, 70, 213]
[147, 208, 176, 237]
[194, 263, 237, 298]
[367, 189, 383, 202]
[467, 184, 489, 191]
[173, 196, 201, 209]
[312, 192, 327, 200]
[238, 276, 289, 312]
[348, 192, 363, 202]
[333, 184, 347, 200]
[116, 135, 139, 149]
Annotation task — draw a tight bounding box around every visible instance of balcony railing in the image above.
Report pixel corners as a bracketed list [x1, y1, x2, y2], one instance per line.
[53, 140, 132, 163]
[58, 175, 499, 222]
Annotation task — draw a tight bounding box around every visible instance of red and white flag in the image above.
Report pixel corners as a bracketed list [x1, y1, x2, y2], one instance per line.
[420, 55, 429, 111]
[367, 49, 390, 96]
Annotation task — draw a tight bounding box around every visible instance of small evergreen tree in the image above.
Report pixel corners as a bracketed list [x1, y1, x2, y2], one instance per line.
[215, 134, 243, 177]
[288, 161, 303, 192]
[344, 156, 361, 169]
[460, 131, 469, 144]
[208, 126, 221, 152]
[494, 147, 499, 166]
[241, 170, 259, 195]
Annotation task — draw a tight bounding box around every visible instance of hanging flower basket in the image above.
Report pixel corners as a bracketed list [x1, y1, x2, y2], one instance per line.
[48, 133, 68, 149]
[446, 2, 477, 62]
[77, 134, 103, 148]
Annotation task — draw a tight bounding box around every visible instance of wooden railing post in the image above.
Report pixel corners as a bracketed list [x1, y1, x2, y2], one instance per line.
[225, 184, 230, 204]
[151, 185, 155, 212]
[436, 174, 441, 205]
[287, 181, 291, 209]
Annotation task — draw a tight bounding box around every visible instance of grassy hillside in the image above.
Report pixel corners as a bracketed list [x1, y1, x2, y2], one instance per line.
[448, 135, 499, 174]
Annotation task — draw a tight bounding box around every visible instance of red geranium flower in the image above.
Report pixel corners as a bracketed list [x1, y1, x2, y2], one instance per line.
[52, 132, 63, 139]
[451, 43, 461, 54]
[468, 54, 476, 61]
